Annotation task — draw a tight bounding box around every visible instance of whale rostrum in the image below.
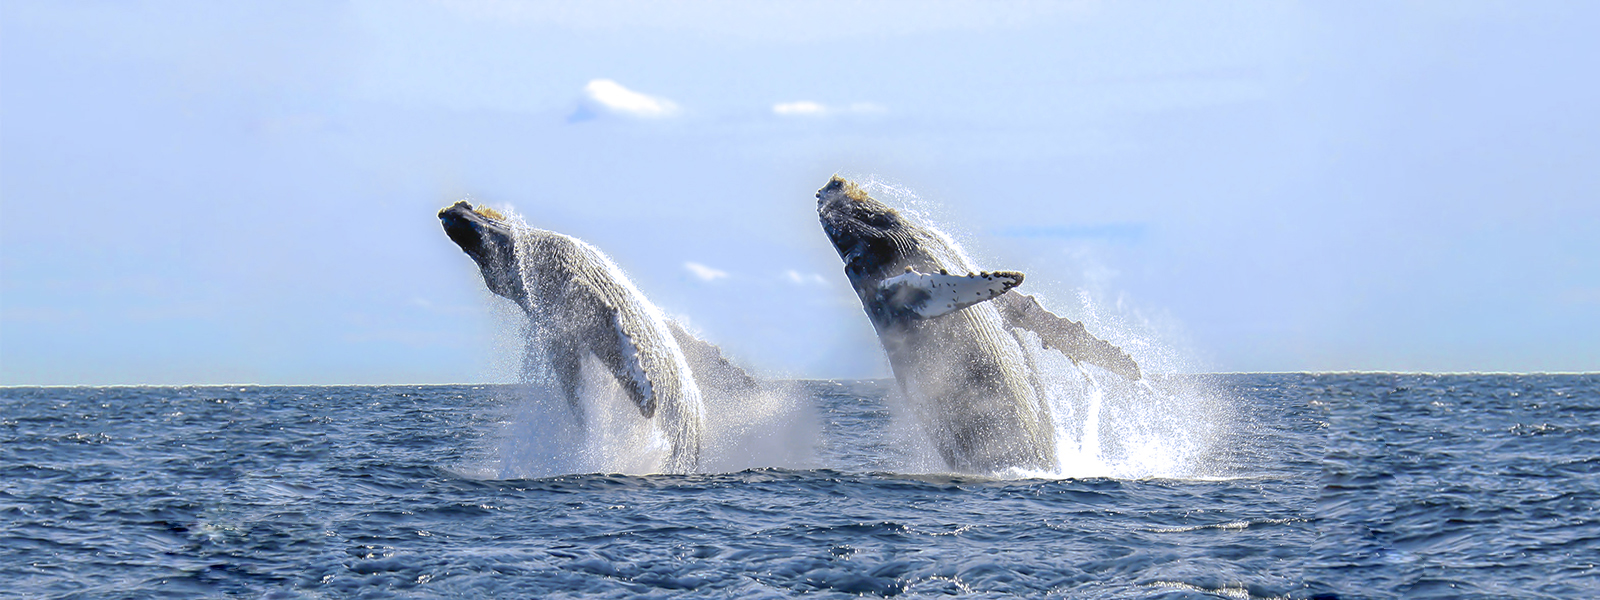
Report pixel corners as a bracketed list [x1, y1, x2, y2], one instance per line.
[439, 200, 715, 473]
[817, 176, 1141, 473]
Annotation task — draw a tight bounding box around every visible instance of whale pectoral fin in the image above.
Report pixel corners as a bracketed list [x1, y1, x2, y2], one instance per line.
[876, 269, 1025, 319]
[586, 307, 658, 418]
[666, 320, 760, 395]
[998, 292, 1142, 381]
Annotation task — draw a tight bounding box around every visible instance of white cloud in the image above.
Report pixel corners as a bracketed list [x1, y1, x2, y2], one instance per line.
[772, 101, 886, 117]
[772, 101, 828, 116]
[685, 262, 729, 282]
[785, 269, 831, 286]
[584, 79, 679, 118]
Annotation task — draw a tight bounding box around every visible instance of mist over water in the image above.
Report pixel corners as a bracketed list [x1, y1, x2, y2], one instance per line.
[477, 211, 816, 478]
[480, 184, 1228, 480]
[848, 178, 1229, 480]
[483, 375, 820, 479]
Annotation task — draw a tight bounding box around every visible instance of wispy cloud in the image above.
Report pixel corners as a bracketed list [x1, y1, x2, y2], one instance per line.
[772, 101, 886, 117]
[785, 270, 831, 286]
[684, 262, 729, 282]
[583, 79, 679, 118]
[773, 101, 827, 116]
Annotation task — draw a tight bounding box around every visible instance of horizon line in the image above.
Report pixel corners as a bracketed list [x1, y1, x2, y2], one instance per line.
[4, 370, 1598, 388]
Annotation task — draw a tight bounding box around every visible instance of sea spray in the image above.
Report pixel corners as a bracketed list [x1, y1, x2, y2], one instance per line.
[475, 206, 814, 477]
[1023, 319, 1229, 479]
[851, 177, 1229, 479]
[1073, 365, 1108, 474]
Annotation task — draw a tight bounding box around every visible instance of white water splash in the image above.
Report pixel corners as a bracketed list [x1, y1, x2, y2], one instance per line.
[1055, 365, 1109, 477]
[852, 178, 1229, 480]
[470, 184, 1222, 480]
[478, 208, 813, 478]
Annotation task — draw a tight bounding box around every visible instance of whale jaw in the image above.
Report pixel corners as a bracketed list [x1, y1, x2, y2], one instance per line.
[439, 200, 526, 307]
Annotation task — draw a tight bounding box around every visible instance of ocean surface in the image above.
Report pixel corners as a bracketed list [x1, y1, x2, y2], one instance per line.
[3, 374, 1596, 599]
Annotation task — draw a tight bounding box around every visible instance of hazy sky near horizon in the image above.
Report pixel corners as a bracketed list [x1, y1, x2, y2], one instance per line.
[3, 1, 1597, 384]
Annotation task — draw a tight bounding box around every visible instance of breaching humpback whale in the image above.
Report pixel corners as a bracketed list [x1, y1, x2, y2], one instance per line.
[440, 200, 756, 473]
[816, 176, 1142, 473]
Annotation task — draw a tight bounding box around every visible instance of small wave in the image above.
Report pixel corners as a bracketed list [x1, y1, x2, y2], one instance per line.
[1144, 517, 1304, 534]
[1147, 580, 1290, 600]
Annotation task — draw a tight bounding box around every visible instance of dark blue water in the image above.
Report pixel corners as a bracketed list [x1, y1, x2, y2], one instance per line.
[3, 375, 1596, 598]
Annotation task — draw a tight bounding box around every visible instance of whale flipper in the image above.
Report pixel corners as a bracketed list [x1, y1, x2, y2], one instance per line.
[666, 321, 760, 396]
[569, 298, 659, 418]
[521, 253, 678, 421]
[997, 292, 1142, 381]
[875, 269, 1025, 319]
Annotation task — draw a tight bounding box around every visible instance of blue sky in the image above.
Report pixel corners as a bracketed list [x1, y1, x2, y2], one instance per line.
[2, 1, 1596, 384]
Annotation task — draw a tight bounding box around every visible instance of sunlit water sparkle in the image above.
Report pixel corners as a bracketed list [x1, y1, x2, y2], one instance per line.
[4, 374, 1597, 598]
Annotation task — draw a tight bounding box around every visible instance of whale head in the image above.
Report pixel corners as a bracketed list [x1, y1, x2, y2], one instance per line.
[439, 200, 527, 304]
[816, 176, 921, 283]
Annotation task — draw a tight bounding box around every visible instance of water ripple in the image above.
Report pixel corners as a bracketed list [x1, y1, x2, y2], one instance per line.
[2, 375, 1597, 597]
